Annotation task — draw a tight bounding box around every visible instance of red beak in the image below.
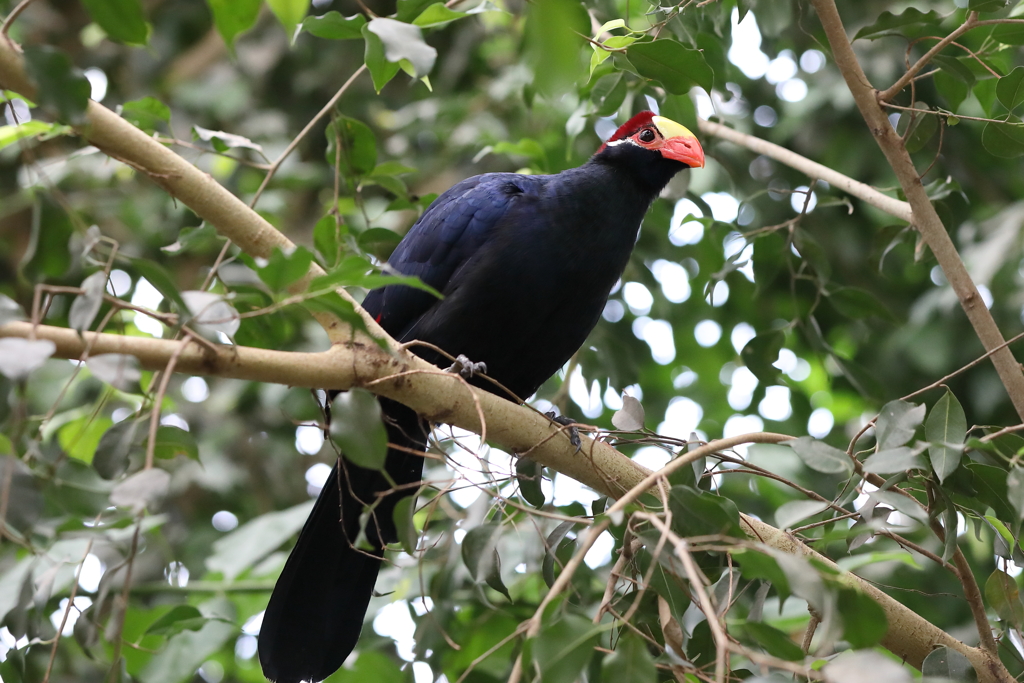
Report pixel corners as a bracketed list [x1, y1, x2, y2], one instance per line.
[652, 115, 705, 168]
[660, 134, 705, 168]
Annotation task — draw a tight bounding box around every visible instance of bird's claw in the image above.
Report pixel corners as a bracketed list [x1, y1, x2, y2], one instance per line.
[448, 354, 487, 380]
[545, 411, 581, 451]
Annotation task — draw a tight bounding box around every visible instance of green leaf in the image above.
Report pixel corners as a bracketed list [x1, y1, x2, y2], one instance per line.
[366, 18, 437, 78]
[627, 40, 714, 95]
[668, 485, 744, 538]
[357, 227, 403, 260]
[139, 602, 237, 683]
[255, 246, 314, 292]
[787, 436, 854, 475]
[838, 588, 888, 648]
[875, 400, 925, 449]
[897, 104, 938, 153]
[313, 216, 347, 268]
[590, 72, 627, 117]
[395, 0, 434, 22]
[733, 549, 791, 602]
[922, 646, 977, 682]
[326, 116, 378, 176]
[829, 286, 894, 321]
[392, 496, 418, 556]
[852, 8, 942, 41]
[532, 614, 605, 683]
[1008, 467, 1024, 522]
[94, 419, 143, 480]
[601, 631, 656, 682]
[985, 568, 1024, 628]
[0, 121, 54, 151]
[330, 389, 388, 471]
[59, 417, 114, 464]
[742, 622, 804, 661]
[121, 96, 171, 134]
[982, 116, 1024, 158]
[524, 0, 589, 98]
[267, 0, 310, 39]
[542, 521, 577, 587]
[997, 66, 1024, 112]
[934, 70, 969, 112]
[362, 23, 401, 92]
[933, 55, 976, 86]
[969, 0, 1008, 12]
[327, 651, 406, 683]
[153, 426, 198, 461]
[926, 389, 966, 483]
[161, 223, 221, 255]
[516, 458, 546, 508]
[144, 605, 207, 636]
[740, 331, 784, 384]
[81, 0, 149, 45]
[301, 11, 366, 39]
[23, 46, 91, 124]
[993, 22, 1024, 46]
[413, 3, 468, 28]
[206, 0, 261, 46]
[461, 523, 510, 599]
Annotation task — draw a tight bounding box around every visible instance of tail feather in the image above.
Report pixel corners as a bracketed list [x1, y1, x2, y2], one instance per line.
[258, 399, 425, 683]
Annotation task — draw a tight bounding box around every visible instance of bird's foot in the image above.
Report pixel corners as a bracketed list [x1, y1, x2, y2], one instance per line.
[545, 411, 581, 451]
[448, 354, 487, 380]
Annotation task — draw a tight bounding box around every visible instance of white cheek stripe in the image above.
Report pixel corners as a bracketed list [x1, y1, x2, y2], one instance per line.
[606, 138, 641, 148]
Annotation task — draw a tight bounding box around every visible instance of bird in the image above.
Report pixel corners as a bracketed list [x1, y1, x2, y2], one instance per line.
[257, 110, 705, 683]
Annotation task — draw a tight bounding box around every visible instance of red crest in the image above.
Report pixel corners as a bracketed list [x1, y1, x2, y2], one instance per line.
[596, 111, 657, 153]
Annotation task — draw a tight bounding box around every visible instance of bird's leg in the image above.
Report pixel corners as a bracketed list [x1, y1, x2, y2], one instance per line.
[447, 353, 487, 380]
[545, 411, 581, 451]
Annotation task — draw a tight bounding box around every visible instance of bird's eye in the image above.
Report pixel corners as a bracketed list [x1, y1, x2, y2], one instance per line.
[638, 128, 656, 143]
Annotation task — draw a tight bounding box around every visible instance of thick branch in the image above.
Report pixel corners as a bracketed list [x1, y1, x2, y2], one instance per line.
[0, 323, 994, 678]
[698, 119, 913, 223]
[810, 0, 1024, 424]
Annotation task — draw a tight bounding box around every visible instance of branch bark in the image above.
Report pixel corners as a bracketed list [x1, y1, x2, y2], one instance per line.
[0, 33, 1007, 682]
[809, 0, 1024, 424]
[697, 119, 912, 223]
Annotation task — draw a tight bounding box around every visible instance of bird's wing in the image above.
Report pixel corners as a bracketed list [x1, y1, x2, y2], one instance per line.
[361, 172, 533, 339]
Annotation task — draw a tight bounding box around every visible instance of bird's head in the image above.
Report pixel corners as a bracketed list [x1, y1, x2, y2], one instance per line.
[594, 111, 705, 189]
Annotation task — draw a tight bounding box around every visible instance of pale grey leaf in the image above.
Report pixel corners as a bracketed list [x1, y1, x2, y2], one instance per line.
[86, 353, 141, 391]
[69, 271, 107, 332]
[0, 338, 56, 380]
[181, 290, 240, 337]
[875, 399, 925, 450]
[367, 18, 438, 77]
[110, 468, 171, 513]
[611, 395, 645, 431]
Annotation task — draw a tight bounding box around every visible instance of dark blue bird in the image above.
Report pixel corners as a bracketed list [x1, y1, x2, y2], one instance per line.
[258, 111, 704, 683]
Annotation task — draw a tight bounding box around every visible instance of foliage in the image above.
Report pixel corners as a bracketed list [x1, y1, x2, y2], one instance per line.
[4, 0, 1024, 682]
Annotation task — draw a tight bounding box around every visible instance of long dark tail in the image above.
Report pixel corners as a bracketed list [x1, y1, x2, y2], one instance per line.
[258, 399, 426, 683]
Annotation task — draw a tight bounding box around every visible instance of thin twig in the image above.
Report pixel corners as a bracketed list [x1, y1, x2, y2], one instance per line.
[0, 0, 37, 37]
[878, 12, 979, 102]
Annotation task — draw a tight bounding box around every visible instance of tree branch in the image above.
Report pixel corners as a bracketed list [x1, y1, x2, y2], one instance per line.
[697, 119, 913, 223]
[877, 12, 979, 103]
[809, 0, 1024, 425]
